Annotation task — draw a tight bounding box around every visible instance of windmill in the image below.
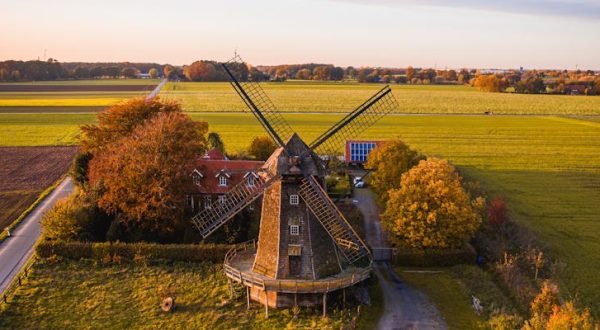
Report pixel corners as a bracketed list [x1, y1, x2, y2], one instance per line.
[191, 56, 398, 313]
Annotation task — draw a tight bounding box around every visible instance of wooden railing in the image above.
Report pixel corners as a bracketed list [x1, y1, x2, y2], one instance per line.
[223, 241, 372, 294]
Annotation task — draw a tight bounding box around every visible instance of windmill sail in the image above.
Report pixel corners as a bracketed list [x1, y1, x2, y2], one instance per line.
[192, 172, 279, 238]
[222, 56, 293, 147]
[309, 85, 398, 159]
[298, 175, 371, 264]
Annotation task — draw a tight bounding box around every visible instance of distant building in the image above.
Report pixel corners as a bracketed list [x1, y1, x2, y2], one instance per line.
[345, 140, 383, 164]
[187, 148, 263, 210]
[137, 73, 152, 79]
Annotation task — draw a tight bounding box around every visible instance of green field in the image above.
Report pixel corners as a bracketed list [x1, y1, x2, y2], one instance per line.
[0, 260, 369, 329]
[1, 112, 599, 314]
[159, 81, 600, 115]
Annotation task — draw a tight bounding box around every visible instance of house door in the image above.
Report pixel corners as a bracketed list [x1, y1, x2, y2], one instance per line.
[289, 256, 302, 276]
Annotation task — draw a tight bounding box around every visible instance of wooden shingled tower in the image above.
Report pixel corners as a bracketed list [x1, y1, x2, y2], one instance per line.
[191, 55, 399, 312]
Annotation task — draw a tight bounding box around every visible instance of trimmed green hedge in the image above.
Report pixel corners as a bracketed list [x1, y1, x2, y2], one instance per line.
[391, 244, 477, 267]
[36, 241, 233, 264]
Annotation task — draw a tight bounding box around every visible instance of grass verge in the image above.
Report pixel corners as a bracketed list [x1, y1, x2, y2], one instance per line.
[0, 178, 63, 243]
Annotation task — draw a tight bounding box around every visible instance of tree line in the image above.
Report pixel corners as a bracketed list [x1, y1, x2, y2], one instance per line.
[0, 59, 172, 82]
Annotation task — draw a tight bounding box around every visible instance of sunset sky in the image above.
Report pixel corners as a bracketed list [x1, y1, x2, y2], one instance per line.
[1, 0, 599, 69]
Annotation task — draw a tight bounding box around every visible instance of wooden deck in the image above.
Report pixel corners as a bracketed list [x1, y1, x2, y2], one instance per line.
[223, 240, 371, 294]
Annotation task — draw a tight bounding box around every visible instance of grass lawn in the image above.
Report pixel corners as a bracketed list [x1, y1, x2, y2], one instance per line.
[395, 267, 487, 329]
[0, 260, 371, 329]
[161, 81, 600, 115]
[0, 113, 599, 314]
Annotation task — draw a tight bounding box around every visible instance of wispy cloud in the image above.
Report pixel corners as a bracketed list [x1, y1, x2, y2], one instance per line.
[329, 0, 600, 19]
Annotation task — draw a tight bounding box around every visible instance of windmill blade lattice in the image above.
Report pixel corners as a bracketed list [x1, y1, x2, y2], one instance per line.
[298, 175, 371, 264]
[222, 56, 294, 147]
[192, 172, 280, 238]
[309, 85, 398, 158]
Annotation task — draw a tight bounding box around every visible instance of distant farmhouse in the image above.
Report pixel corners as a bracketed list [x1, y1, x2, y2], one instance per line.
[345, 140, 382, 165]
[187, 149, 263, 211]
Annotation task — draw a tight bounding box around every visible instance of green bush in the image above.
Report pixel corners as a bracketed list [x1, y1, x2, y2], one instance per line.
[391, 244, 477, 267]
[36, 241, 233, 264]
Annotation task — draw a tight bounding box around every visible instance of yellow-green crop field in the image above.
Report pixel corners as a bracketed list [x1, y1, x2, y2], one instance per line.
[1, 112, 599, 314]
[160, 81, 600, 115]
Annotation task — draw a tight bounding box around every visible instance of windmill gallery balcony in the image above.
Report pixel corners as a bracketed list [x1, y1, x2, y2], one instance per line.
[223, 240, 372, 311]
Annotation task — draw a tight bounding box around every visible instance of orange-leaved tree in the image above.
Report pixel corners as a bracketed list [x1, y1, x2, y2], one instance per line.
[365, 139, 423, 204]
[88, 111, 208, 232]
[80, 97, 180, 153]
[381, 158, 484, 249]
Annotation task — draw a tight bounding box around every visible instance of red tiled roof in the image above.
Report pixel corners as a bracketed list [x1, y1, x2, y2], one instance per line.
[204, 148, 226, 160]
[191, 156, 264, 194]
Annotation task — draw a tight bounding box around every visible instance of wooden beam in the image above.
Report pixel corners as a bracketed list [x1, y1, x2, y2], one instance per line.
[322, 293, 327, 318]
[265, 290, 269, 319]
[246, 286, 250, 310]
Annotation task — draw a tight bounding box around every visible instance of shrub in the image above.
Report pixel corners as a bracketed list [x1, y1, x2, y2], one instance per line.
[488, 313, 523, 330]
[36, 241, 232, 264]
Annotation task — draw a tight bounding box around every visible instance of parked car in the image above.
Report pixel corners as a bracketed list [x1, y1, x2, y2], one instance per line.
[353, 176, 365, 188]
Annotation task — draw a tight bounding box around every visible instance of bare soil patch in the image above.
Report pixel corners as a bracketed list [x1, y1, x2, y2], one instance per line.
[0, 146, 77, 228]
[0, 85, 156, 92]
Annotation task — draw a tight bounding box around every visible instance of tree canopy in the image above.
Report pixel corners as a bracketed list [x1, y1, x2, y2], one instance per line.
[88, 111, 208, 232]
[248, 136, 277, 161]
[80, 97, 181, 153]
[364, 139, 423, 203]
[382, 158, 484, 249]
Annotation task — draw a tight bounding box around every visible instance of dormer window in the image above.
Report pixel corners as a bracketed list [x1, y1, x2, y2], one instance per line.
[191, 169, 203, 186]
[219, 175, 227, 186]
[244, 171, 259, 187]
[247, 175, 256, 187]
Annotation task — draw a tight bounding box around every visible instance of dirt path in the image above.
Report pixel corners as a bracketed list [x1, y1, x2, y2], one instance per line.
[353, 188, 446, 330]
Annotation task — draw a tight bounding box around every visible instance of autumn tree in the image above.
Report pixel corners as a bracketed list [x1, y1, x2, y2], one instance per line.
[88, 112, 208, 232]
[148, 68, 159, 79]
[207, 132, 225, 154]
[406, 66, 415, 81]
[474, 74, 506, 92]
[80, 97, 180, 153]
[381, 158, 485, 249]
[184, 61, 216, 81]
[295, 68, 311, 80]
[249, 136, 277, 161]
[313, 66, 331, 80]
[488, 196, 508, 227]
[364, 139, 423, 203]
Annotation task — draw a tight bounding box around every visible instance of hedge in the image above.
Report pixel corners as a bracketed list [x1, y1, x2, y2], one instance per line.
[391, 244, 477, 267]
[36, 241, 234, 264]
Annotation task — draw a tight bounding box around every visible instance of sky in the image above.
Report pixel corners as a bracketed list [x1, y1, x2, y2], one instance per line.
[1, 0, 599, 69]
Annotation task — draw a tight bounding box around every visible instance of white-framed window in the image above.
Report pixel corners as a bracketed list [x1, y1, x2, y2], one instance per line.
[218, 175, 227, 186]
[218, 195, 226, 204]
[290, 225, 300, 236]
[290, 194, 299, 205]
[192, 171, 202, 186]
[247, 175, 256, 187]
[204, 196, 212, 209]
[186, 195, 195, 210]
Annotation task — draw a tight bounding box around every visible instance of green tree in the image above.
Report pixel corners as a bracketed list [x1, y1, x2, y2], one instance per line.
[148, 68, 159, 79]
[381, 158, 485, 249]
[364, 139, 423, 203]
[88, 112, 208, 232]
[249, 136, 277, 161]
[207, 132, 225, 154]
[70, 152, 93, 189]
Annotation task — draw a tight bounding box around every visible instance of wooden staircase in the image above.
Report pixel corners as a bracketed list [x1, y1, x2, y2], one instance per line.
[298, 176, 371, 264]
